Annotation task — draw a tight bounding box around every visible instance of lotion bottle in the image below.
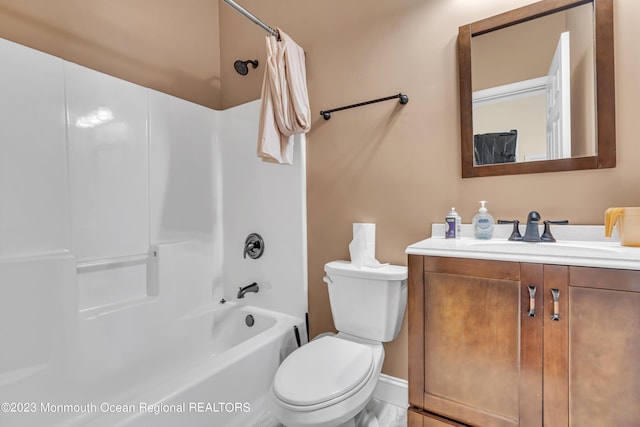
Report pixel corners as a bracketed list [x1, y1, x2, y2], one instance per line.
[445, 207, 462, 239]
[473, 201, 494, 239]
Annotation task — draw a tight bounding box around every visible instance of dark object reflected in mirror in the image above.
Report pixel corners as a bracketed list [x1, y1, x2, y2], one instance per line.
[458, 0, 615, 178]
[474, 130, 518, 165]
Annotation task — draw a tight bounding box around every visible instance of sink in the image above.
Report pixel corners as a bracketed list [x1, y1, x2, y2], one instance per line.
[462, 239, 620, 257]
[406, 225, 640, 269]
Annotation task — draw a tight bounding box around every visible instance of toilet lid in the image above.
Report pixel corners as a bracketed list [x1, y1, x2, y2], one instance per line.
[273, 336, 374, 406]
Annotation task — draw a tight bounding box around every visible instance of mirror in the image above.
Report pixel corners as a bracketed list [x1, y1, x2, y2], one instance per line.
[459, 0, 615, 178]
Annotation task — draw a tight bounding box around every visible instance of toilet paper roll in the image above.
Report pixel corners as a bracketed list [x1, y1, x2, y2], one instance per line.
[353, 223, 375, 260]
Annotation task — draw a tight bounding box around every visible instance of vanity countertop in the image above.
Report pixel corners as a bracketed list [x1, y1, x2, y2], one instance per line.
[406, 224, 640, 270]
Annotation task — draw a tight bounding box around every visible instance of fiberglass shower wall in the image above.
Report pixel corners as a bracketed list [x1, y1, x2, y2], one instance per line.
[221, 101, 308, 320]
[0, 36, 308, 395]
[0, 36, 225, 392]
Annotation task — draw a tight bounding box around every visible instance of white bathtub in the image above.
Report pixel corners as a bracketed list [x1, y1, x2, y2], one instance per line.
[0, 302, 302, 427]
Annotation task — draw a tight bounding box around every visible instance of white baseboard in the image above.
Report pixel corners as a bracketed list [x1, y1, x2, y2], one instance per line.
[372, 374, 408, 409]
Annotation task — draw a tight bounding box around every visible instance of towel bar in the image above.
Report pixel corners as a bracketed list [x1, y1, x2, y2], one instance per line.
[320, 93, 409, 120]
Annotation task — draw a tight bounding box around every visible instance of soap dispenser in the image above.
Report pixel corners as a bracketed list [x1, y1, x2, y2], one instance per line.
[473, 201, 494, 239]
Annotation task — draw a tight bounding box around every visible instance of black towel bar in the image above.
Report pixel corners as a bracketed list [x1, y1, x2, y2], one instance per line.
[320, 93, 408, 120]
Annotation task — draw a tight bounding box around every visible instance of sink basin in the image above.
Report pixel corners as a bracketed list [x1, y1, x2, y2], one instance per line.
[462, 239, 620, 257]
[406, 225, 640, 269]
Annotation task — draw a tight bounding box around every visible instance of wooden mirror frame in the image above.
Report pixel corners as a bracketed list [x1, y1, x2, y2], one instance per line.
[459, 0, 615, 178]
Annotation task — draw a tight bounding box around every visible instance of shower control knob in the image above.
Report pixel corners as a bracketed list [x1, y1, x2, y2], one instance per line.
[244, 233, 264, 259]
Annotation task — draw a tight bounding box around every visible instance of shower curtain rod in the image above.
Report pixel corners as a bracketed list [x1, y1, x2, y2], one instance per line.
[223, 0, 279, 38]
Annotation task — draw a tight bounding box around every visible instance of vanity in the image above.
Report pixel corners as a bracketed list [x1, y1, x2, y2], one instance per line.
[405, 224, 640, 427]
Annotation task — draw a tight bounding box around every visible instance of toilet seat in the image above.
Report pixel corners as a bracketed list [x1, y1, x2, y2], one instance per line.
[272, 336, 374, 409]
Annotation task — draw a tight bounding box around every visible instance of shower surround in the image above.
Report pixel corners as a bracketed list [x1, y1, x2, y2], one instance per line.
[0, 37, 307, 426]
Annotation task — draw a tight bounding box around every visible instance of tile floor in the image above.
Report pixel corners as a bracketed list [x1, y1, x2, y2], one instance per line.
[364, 398, 408, 426]
[260, 398, 407, 427]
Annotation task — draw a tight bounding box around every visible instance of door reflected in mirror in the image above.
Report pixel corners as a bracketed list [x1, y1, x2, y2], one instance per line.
[471, 3, 594, 166]
[458, 0, 615, 178]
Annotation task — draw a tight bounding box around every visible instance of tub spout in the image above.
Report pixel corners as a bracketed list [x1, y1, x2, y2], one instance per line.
[237, 282, 259, 299]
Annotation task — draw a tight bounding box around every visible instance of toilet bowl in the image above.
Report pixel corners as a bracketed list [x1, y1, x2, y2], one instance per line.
[270, 333, 384, 427]
[270, 261, 407, 427]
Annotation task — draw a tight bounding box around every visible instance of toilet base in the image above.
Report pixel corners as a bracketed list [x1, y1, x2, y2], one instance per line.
[332, 406, 380, 427]
[354, 406, 380, 427]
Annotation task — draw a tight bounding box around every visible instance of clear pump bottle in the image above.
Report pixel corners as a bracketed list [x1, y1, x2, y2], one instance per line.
[473, 201, 494, 239]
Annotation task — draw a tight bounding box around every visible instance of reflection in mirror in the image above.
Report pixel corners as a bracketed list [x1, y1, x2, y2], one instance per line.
[471, 3, 594, 165]
[459, 0, 615, 178]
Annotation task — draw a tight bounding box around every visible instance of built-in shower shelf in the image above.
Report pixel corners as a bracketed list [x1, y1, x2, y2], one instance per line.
[76, 246, 159, 311]
[76, 248, 157, 273]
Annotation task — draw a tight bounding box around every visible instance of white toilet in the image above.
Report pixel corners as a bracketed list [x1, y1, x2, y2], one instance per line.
[270, 260, 408, 427]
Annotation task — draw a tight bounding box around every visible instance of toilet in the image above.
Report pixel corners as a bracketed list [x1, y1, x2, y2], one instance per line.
[270, 260, 408, 427]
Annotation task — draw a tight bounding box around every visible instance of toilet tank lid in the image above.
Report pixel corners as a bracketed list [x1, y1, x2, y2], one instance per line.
[324, 260, 407, 281]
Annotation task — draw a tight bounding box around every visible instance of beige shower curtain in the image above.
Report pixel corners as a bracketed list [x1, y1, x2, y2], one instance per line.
[257, 29, 310, 164]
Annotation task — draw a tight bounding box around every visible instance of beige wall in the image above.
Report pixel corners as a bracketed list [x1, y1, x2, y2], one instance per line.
[471, 10, 565, 90]
[1, 0, 639, 381]
[567, 4, 596, 157]
[0, 0, 222, 109]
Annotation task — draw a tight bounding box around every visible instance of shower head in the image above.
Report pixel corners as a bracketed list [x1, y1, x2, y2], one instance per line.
[234, 59, 259, 75]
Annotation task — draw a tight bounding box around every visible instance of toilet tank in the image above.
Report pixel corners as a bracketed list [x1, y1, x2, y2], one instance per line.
[323, 261, 407, 342]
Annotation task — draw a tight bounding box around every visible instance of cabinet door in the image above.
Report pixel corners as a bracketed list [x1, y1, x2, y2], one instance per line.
[568, 267, 640, 426]
[542, 265, 569, 427]
[421, 257, 542, 427]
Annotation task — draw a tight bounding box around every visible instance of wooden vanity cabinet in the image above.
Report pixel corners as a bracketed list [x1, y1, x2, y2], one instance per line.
[408, 255, 640, 427]
[567, 267, 640, 426]
[408, 255, 543, 427]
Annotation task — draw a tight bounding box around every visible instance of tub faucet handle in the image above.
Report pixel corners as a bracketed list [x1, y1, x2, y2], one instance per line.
[243, 233, 264, 259]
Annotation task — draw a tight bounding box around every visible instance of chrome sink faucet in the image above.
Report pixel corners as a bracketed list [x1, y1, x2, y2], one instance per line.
[237, 282, 259, 299]
[499, 211, 568, 242]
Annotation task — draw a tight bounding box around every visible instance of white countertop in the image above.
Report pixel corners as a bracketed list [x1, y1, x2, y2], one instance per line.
[406, 224, 640, 270]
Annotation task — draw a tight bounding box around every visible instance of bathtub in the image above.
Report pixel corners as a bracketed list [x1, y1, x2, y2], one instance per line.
[0, 302, 302, 427]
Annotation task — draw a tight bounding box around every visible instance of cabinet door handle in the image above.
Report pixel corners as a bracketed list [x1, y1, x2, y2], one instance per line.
[550, 288, 560, 321]
[527, 285, 536, 317]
